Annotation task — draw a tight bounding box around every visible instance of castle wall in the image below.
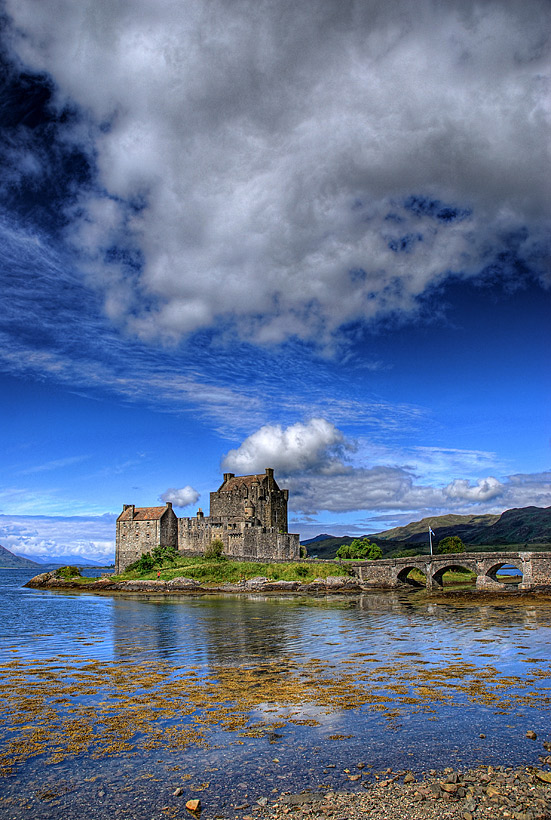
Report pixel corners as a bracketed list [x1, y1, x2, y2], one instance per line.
[209, 469, 289, 531]
[116, 518, 161, 573]
[178, 516, 300, 561]
[160, 511, 179, 551]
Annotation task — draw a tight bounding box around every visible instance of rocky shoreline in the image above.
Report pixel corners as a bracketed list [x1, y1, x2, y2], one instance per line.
[24, 570, 366, 594]
[215, 763, 551, 820]
[24, 571, 551, 602]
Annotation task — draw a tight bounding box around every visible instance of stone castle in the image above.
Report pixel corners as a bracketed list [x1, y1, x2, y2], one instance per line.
[115, 468, 300, 572]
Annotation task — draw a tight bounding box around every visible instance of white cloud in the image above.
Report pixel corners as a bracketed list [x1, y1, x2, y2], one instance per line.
[444, 476, 504, 502]
[223, 421, 551, 520]
[0, 513, 116, 562]
[160, 486, 200, 508]
[222, 419, 348, 475]
[4, 0, 549, 346]
[18, 455, 90, 475]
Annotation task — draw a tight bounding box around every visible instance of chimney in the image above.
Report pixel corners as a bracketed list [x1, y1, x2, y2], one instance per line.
[265, 468, 274, 479]
[197, 508, 204, 519]
[223, 473, 235, 482]
[166, 502, 173, 509]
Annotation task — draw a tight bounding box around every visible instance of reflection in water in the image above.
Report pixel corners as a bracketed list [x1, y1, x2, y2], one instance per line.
[1, 569, 551, 820]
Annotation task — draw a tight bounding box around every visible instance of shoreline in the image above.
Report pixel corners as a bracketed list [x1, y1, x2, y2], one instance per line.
[247, 763, 551, 820]
[24, 570, 551, 602]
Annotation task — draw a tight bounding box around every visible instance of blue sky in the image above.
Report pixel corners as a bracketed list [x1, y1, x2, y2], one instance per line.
[0, 0, 549, 562]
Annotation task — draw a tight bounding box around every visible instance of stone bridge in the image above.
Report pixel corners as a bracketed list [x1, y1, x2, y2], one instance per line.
[349, 551, 551, 591]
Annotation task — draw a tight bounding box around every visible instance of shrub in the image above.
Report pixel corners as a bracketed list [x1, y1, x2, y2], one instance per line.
[152, 544, 179, 565]
[127, 552, 155, 573]
[204, 538, 225, 560]
[295, 564, 309, 577]
[55, 565, 82, 579]
[299, 545, 308, 559]
[437, 536, 465, 554]
[337, 539, 383, 560]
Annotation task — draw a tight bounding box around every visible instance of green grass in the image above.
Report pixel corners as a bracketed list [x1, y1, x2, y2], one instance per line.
[115, 556, 346, 584]
[407, 568, 477, 586]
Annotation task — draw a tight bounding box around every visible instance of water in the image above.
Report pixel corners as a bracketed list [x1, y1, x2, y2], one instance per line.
[1, 567, 550, 819]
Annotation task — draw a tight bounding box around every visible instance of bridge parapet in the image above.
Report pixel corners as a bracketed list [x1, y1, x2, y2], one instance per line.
[349, 551, 551, 591]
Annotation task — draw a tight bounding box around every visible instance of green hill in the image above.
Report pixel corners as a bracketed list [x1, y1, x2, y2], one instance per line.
[374, 506, 551, 547]
[300, 506, 551, 559]
[0, 545, 41, 568]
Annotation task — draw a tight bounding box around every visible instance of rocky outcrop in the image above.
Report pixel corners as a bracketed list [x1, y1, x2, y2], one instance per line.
[24, 572, 362, 595]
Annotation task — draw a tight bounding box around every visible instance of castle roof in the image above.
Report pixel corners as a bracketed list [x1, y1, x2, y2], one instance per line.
[118, 505, 169, 521]
[221, 473, 270, 491]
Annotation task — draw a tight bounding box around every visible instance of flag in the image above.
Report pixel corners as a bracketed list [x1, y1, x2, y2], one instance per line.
[429, 526, 435, 536]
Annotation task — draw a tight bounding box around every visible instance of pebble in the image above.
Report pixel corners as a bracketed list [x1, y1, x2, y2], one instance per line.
[249, 764, 551, 820]
[526, 730, 538, 740]
[185, 798, 201, 813]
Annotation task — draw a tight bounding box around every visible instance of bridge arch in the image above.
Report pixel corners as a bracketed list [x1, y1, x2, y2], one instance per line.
[397, 565, 426, 588]
[431, 562, 476, 589]
[484, 561, 523, 586]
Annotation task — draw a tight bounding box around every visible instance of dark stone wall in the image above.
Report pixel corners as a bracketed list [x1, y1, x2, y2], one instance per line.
[210, 468, 289, 531]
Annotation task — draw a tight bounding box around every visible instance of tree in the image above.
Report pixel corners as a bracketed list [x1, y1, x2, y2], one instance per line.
[205, 538, 225, 560]
[336, 538, 382, 560]
[437, 536, 465, 554]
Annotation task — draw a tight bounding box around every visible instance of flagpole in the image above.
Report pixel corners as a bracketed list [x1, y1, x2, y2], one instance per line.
[429, 526, 433, 556]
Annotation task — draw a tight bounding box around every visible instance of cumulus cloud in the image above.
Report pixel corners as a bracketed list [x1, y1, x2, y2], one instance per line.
[444, 476, 504, 502]
[221, 419, 349, 474]
[288, 467, 551, 517]
[223, 421, 551, 518]
[160, 486, 200, 508]
[3, 0, 549, 346]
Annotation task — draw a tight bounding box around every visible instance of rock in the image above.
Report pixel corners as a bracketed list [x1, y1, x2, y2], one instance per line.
[244, 577, 269, 589]
[347, 774, 361, 781]
[463, 813, 473, 820]
[267, 581, 299, 590]
[356, 763, 365, 770]
[173, 787, 184, 796]
[543, 741, 551, 751]
[535, 770, 551, 784]
[526, 730, 537, 740]
[440, 782, 458, 794]
[479, 733, 486, 738]
[167, 577, 200, 589]
[256, 797, 268, 806]
[404, 772, 415, 783]
[486, 785, 500, 798]
[185, 798, 201, 813]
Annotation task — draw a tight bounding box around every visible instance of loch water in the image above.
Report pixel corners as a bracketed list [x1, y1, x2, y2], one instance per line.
[1, 566, 550, 819]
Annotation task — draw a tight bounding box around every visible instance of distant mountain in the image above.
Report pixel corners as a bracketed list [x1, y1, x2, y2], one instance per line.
[301, 533, 338, 545]
[373, 506, 551, 546]
[301, 535, 355, 559]
[373, 512, 500, 543]
[301, 505, 551, 559]
[0, 545, 41, 568]
[15, 552, 104, 566]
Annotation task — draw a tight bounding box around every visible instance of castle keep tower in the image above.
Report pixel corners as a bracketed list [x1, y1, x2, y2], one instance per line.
[115, 468, 300, 572]
[210, 468, 288, 531]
